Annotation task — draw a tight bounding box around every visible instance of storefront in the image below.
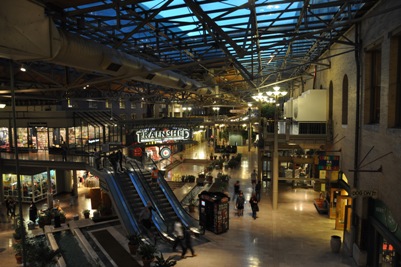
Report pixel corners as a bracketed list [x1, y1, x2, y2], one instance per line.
[368, 199, 401, 266]
[0, 111, 124, 155]
[2, 168, 57, 203]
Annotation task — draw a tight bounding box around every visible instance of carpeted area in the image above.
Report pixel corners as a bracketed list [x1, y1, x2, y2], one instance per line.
[92, 229, 142, 267]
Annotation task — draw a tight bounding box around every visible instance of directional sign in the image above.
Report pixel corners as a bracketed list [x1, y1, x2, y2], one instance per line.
[351, 189, 378, 199]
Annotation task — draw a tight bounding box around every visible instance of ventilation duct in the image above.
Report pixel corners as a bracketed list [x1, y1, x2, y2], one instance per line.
[0, 0, 209, 92]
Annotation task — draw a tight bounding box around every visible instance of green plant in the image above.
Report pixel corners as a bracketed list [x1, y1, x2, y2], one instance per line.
[138, 242, 158, 260]
[13, 236, 62, 267]
[13, 217, 27, 240]
[154, 253, 177, 267]
[82, 209, 90, 215]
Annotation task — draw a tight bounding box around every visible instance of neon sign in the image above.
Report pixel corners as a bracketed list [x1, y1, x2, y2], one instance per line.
[136, 128, 192, 143]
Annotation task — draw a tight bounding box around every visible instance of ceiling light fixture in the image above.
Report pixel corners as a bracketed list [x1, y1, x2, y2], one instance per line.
[0, 104, 6, 108]
[20, 65, 26, 72]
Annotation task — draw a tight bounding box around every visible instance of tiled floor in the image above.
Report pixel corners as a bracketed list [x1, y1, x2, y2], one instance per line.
[0, 143, 357, 266]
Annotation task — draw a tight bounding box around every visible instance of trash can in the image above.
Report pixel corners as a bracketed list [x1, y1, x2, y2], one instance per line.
[330, 235, 341, 253]
[199, 191, 230, 234]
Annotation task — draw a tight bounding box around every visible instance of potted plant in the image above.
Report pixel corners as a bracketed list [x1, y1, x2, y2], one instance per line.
[187, 192, 197, 213]
[127, 233, 143, 254]
[13, 217, 26, 243]
[138, 242, 158, 267]
[154, 253, 177, 267]
[12, 242, 23, 264]
[23, 236, 62, 266]
[82, 209, 90, 219]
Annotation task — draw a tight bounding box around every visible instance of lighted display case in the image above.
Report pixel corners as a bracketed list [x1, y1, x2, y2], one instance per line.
[199, 191, 230, 234]
[2, 170, 56, 203]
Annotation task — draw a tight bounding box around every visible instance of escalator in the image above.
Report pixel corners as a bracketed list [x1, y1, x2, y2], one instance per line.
[93, 162, 174, 244]
[127, 159, 204, 235]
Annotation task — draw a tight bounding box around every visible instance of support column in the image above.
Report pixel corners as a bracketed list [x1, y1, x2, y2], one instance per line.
[272, 105, 279, 210]
[47, 167, 53, 209]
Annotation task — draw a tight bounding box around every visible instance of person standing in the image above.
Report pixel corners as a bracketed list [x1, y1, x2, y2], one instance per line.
[233, 180, 240, 203]
[116, 149, 123, 172]
[70, 188, 75, 206]
[249, 193, 259, 220]
[61, 141, 68, 161]
[181, 228, 196, 259]
[29, 201, 38, 224]
[151, 167, 159, 184]
[236, 191, 245, 216]
[172, 219, 184, 253]
[94, 148, 101, 170]
[251, 169, 257, 190]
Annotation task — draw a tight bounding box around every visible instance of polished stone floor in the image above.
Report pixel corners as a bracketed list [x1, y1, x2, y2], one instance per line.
[0, 143, 357, 266]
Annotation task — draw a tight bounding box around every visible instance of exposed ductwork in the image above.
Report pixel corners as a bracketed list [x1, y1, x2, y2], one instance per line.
[0, 0, 209, 92]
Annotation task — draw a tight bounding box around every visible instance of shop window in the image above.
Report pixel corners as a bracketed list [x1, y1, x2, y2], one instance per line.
[106, 99, 111, 109]
[380, 239, 400, 266]
[2, 170, 56, 203]
[119, 98, 125, 109]
[89, 101, 98, 109]
[342, 75, 349, 125]
[0, 127, 10, 150]
[364, 44, 382, 124]
[388, 34, 401, 128]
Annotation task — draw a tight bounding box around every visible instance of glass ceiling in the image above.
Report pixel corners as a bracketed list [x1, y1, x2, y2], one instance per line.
[13, 0, 378, 106]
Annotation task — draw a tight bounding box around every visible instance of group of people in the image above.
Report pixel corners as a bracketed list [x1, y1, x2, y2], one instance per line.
[139, 202, 196, 259]
[232, 169, 261, 220]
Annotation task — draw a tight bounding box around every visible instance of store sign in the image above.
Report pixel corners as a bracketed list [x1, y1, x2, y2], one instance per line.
[136, 128, 192, 143]
[351, 189, 378, 199]
[318, 155, 340, 170]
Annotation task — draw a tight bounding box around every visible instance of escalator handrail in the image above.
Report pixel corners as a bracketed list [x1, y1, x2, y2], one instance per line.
[98, 165, 141, 234]
[157, 173, 203, 234]
[126, 159, 166, 222]
[125, 159, 174, 242]
[146, 159, 203, 235]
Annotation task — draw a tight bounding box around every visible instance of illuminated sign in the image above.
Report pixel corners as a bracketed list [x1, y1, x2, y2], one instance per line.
[318, 155, 340, 170]
[136, 128, 192, 143]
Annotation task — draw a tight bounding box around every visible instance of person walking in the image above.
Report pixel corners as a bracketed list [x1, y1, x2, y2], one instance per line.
[236, 191, 245, 216]
[181, 228, 196, 259]
[249, 193, 259, 220]
[5, 197, 11, 217]
[251, 169, 257, 190]
[9, 198, 16, 217]
[172, 219, 184, 253]
[233, 180, 240, 203]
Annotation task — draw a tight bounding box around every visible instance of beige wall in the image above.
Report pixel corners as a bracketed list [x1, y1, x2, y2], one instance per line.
[295, 0, 401, 224]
